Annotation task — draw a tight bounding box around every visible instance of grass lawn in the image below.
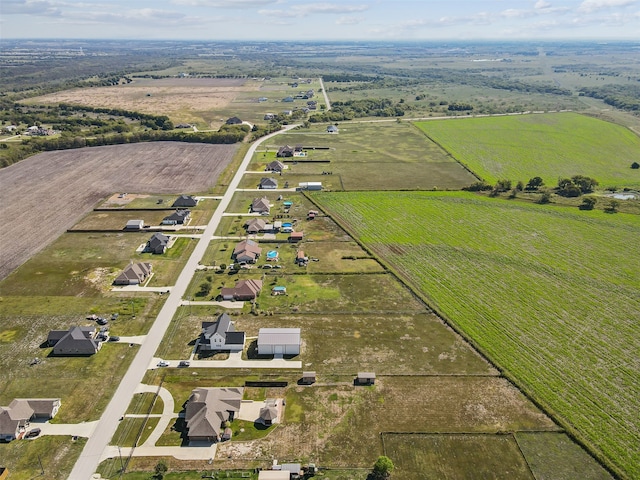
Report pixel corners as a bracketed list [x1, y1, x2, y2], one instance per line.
[315, 190, 640, 479]
[71, 210, 171, 230]
[382, 433, 534, 480]
[126, 392, 164, 415]
[111, 417, 160, 447]
[261, 122, 478, 190]
[415, 112, 640, 189]
[0, 435, 87, 480]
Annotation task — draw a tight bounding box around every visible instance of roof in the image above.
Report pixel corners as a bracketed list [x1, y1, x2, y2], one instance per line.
[148, 232, 169, 250]
[251, 197, 271, 212]
[0, 398, 60, 435]
[202, 313, 234, 339]
[258, 472, 290, 480]
[163, 209, 190, 223]
[172, 195, 197, 207]
[225, 331, 246, 345]
[185, 387, 243, 439]
[260, 177, 278, 188]
[220, 279, 263, 300]
[115, 262, 152, 284]
[358, 372, 376, 379]
[226, 116, 242, 124]
[289, 232, 304, 239]
[245, 218, 267, 231]
[259, 405, 278, 421]
[233, 239, 262, 258]
[267, 160, 286, 170]
[53, 326, 100, 355]
[258, 328, 301, 346]
[125, 219, 144, 229]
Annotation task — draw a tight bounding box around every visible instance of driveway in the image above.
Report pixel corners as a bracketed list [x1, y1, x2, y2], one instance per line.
[30, 419, 99, 438]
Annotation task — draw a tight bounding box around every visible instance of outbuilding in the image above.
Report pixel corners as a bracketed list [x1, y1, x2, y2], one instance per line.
[356, 372, 376, 385]
[258, 328, 301, 356]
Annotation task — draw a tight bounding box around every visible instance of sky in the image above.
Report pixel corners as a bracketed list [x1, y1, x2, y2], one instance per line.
[1, 0, 639, 41]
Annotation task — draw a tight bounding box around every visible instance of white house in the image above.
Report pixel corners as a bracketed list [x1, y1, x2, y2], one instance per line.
[257, 328, 301, 355]
[199, 313, 245, 352]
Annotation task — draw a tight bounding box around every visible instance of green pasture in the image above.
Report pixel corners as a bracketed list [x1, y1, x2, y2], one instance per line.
[264, 122, 477, 190]
[415, 112, 640, 188]
[0, 435, 87, 480]
[382, 433, 533, 480]
[315, 190, 640, 479]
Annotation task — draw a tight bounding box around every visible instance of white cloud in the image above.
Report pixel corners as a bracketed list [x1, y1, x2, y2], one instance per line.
[335, 15, 363, 25]
[260, 3, 369, 18]
[171, 0, 280, 7]
[535, 0, 552, 8]
[2, 0, 62, 16]
[578, 0, 637, 13]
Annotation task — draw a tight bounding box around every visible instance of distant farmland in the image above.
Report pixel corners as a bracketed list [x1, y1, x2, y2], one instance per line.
[315, 191, 640, 479]
[415, 113, 640, 189]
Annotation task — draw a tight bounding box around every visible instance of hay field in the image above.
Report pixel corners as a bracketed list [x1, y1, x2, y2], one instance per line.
[315, 190, 640, 478]
[0, 142, 237, 281]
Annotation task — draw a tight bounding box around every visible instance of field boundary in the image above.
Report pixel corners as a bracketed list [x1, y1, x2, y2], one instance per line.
[309, 191, 622, 480]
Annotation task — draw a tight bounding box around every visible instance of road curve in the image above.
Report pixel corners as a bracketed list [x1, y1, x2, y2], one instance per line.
[68, 125, 299, 480]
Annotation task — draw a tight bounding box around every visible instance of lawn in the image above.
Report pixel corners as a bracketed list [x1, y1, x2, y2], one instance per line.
[415, 112, 640, 188]
[315, 190, 640, 479]
[260, 122, 478, 190]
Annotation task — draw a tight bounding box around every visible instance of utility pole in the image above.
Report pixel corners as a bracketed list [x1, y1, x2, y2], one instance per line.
[37, 454, 44, 475]
[118, 445, 124, 477]
[130, 300, 136, 318]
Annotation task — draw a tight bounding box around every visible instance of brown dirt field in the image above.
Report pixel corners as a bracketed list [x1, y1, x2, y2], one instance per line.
[27, 78, 252, 120]
[0, 142, 237, 280]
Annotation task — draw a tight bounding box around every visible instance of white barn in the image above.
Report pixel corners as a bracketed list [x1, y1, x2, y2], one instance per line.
[257, 328, 301, 355]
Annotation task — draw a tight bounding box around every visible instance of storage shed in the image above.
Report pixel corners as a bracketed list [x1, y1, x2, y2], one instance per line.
[356, 372, 376, 385]
[258, 328, 301, 355]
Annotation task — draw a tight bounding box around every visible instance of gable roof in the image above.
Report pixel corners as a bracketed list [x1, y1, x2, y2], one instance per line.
[258, 328, 301, 347]
[114, 262, 152, 284]
[226, 116, 243, 125]
[266, 160, 286, 171]
[185, 387, 244, 439]
[260, 177, 278, 188]
[202, 313, 234, 339]
[172, 195, 197, 207]
[233, 239, 262, 259]
[147, 232, 169, 252]
[245, 218, 267, 233]
[251, 197, 271, 213]
[53, 326, 100, 355]
[163, 209, 190, 224]
[220, 279, 263, 300]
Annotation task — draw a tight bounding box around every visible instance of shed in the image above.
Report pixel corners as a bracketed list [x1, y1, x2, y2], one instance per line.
[258, 328, 301, 356]
[258, 472, 290, 480]
[298, 182, 322, 191]
[301, 371, 316, 385]
[356, 372, 376, 385]
[259, 405, 278, 425]
[125, 219, 144, 230]
[289, 232, 304, 243]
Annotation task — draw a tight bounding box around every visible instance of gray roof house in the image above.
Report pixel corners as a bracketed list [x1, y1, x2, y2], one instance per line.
[257, 328, 301, 356]
[327, 125, 339, 133]
[251, 197, 271, 213]
[146, 232, 169, 254]
[259, 177, 278, 190]
[162, 209, 190, 225]
[199, 313, 245, 352]
[185, 387, 244, 442]
[172, 195, 198, 208]
[48, 326, 101, 356]
[226, 116, 243, 125]
[276, 145, 294, 158]
[113, 262, 152, 285]
[266, 160, 286, 172]
[0, 398, 61, 442]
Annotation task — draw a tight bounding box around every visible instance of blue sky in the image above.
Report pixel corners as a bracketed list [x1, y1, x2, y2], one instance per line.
[2, 0, 639, 40]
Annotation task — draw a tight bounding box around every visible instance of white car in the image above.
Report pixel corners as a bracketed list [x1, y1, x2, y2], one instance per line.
[157, 360, 170, 367]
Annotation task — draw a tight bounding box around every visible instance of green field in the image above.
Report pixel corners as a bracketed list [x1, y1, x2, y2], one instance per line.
[314, 190, 640, 478]
[415, 112, 640, 188]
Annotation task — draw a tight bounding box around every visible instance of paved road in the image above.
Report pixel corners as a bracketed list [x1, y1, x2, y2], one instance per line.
[69, 125, 299, 480]
[319, 77, 331, 110]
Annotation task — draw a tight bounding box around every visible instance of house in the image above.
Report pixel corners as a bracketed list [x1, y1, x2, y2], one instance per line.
[184, 387, 243, 442]
[199, 313, 245, 352]
[0, 398, 61, 442]
[257, 328, 301, 355]
[245, 218, 267, 234]
[259, 404, 278, 425]
[113, 262, 152, 285]
[327, 125, 339, 133]
[266, 160, 286, 172]
[251, 197, 271, 213]
[298, 182, 322, 191]
[260, 177, 278, 190]
[220, 279, 263, 301]
[282, 96, 294, 103]
[124, 219, 144, 231]
[232, 239, 262, 264]
[146, 232, 169, 254]
[301, 371, 316, 385]
[289, 232, 304, 243]
[271, 286, 287, 295]
[276, 145, 295, 158]
[48, 326, 101, 356]
[162, 209, 190, 225]
[225, 117, 243, 125]
[282, 463, 303, 479]
[356, 372, 376, 385]
[172, 195, 198, 208]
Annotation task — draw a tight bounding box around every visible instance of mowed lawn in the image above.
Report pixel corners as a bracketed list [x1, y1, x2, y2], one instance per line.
[415, 112, 640, 188]
[315, 191, 640, 479]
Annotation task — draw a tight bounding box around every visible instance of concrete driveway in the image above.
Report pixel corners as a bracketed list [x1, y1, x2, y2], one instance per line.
[30, 419, 99, 438]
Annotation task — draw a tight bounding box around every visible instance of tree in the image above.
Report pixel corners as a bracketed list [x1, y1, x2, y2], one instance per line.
[537, 191, 552, 204]
[631, 161, 640, 169]
[525, 176, 544, 190]
[580, 197, 597, 210]
[604, 199, 619, 213]
[196, 282, 211, 297]
[153, 460, 168, 479]
[371, 456, 394, 479]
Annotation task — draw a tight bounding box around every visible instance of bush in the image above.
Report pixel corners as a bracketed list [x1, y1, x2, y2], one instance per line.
[632, 162, 640, 169]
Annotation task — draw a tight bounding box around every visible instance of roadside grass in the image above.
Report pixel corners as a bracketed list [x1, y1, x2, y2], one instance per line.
[111, 417, 160, 447]
[71, 210, 170, 230]
[262, 122, 477, 190]
[126, 392, 164, 415]
[515, 432, 613, 480]
[315, 190, 640, 478]
[97, 457, 250, 480]
[382, 433, 534, 480]
[155, 307, 202, 360]
[415, 112, 640, 189]
[0, 435, 87, 480]
[138, 236, 198, 287]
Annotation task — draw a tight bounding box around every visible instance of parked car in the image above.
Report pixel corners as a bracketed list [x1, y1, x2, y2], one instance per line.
[157, 360, 170, 367]
[111, 313, 119, 320]
[178, 360, 191, 367]
[96, 317, 108, 325]
[25, 428, 41, 438]
[109, 336, 120, 342]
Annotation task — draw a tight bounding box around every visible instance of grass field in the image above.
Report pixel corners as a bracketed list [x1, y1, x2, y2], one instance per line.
[261, 122, 478, 190]
[415, 112, 640, 189]
[315, 190, 640, 478]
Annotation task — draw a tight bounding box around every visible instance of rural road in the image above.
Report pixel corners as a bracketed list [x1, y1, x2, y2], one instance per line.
[68, 125, 299, 480]
[319, 76, 331, 111]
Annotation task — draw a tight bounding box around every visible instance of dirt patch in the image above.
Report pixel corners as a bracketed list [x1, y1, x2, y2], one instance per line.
[0, 142, 237, 280]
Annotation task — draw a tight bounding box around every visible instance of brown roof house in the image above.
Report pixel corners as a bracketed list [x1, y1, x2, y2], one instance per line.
[276, 145, 295, 158]
[251, 197, 271, 214]
[220, 279, 262, 301]
[146, 232, 169, 254]
[0, 398, 61, 442]
[199, 313, 245, 352]
[172, 195, 198, 208]
[266, 160, 286, 173]
[244, 218, 267, 234]
[232, 239, 262, 264]
[114, 262, 152, 285]
[184, 387, 243, 442]
[47, 326, 101, 356]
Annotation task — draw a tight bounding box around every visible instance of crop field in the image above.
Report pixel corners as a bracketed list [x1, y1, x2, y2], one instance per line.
[0, 142, 237, 281]
[415, 112, 640, 188]
[315, 190, 640, 478]
[261, 122, 477, 190]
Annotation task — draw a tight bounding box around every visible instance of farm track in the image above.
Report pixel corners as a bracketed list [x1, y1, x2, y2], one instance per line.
[0, 142, 237, 281]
